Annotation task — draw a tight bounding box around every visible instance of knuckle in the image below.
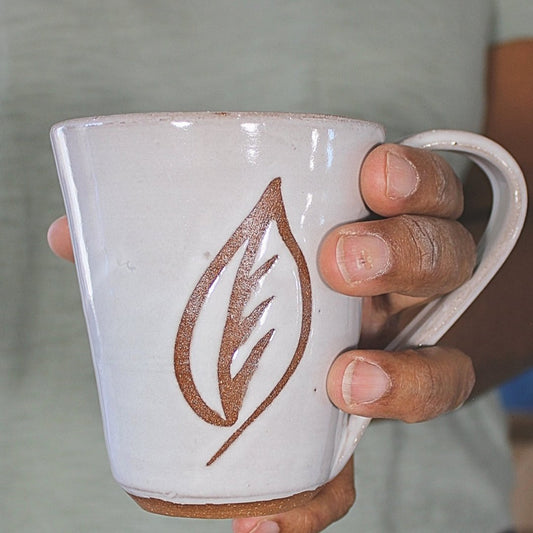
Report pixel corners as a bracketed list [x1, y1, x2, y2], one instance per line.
[400, 348, 476, 423]
[428, 152, 464, 218]
[448, 350, 476, 407]
[400, 351, 440, 423]
[391, 215, 476, 295]
[400, 215, 440, 272]
[394, 216, 442, 293]
[428, 152, 448, 205]
[415, 356, 443, 421]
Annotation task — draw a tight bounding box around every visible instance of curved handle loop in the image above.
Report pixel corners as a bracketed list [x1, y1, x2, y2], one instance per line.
[330, 130, 527, 478]
[388, 130, 527, 349]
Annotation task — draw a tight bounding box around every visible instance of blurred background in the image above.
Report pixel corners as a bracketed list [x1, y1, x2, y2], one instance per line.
[500, 369, 533, 533]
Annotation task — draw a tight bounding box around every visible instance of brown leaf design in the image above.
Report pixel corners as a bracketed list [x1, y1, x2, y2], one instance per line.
[174, 178, 312, 464]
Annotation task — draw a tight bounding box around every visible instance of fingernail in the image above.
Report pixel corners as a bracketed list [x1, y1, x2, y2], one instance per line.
[336, 233, 390, 283]
[342, 359, 391, 405]
[386, 151, 419, 199]
[250, 520, 280, 533]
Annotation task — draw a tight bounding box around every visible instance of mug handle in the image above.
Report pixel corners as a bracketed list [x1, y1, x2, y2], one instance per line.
[330, 130, 527, 478]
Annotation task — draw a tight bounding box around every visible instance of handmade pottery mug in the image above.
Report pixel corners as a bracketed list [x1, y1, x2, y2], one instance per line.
[50, 112, 526, 518]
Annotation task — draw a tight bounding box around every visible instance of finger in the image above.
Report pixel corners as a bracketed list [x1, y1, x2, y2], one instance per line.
[47, 216, 74, 263]
[318, 214, 476, 297]
[327, 347, 475, 423]
[361, 143, 464, 218]
[232, 458, 355, 533]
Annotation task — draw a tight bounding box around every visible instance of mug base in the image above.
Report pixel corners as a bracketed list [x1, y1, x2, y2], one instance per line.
[127, 486, 322, 518]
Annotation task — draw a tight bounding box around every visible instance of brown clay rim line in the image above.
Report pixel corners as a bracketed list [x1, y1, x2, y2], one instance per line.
[128, 486, 321, 519]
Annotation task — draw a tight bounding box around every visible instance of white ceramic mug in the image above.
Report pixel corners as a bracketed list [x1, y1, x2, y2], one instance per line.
[50, 112, 526, 518]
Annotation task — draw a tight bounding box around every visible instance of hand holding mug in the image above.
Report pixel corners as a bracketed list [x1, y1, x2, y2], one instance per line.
[49, 113, 526, 532]
[231, 142, 479, 533]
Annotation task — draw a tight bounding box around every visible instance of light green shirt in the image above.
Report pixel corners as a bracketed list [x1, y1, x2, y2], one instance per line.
[1, 1, 532, 531]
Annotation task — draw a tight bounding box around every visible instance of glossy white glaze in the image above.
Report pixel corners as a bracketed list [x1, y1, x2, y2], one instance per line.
[50, 113, 526, 510]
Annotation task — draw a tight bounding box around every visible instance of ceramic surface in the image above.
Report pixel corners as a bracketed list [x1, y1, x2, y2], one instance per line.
[50, 112, 526, 517]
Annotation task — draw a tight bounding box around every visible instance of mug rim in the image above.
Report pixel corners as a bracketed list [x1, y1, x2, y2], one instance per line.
[50, 111, 384, 133]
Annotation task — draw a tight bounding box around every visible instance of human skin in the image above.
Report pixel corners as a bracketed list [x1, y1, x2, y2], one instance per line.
[47, 39, 533, 533]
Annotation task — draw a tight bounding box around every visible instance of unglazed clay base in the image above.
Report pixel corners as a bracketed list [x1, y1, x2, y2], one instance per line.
[128, 487, 322, 518]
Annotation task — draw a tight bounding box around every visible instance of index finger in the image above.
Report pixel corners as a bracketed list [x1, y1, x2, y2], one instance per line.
[361, 144, 464, 219]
